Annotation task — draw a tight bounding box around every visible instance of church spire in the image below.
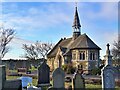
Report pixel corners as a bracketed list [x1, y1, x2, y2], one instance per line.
[72, 4, 81, 40]
[72, 6, 81, 29]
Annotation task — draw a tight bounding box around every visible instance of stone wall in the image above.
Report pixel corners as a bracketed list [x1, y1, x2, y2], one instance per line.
[2, 59, 45, 70]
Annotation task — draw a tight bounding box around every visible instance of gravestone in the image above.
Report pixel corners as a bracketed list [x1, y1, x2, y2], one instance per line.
[0, 65, 22, 90]
[101, 44, 115, 89]
[4, 79, 22, 90]
[52, 67, 65, 88]
[0, 65, 6, 90]
[38, 61, 50, 86]
[19, 76, 32, 88]
[72, 70, 85, 89]
[0, 60, 2, 65]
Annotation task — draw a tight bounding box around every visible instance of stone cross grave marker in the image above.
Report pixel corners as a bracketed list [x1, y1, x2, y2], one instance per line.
[101, 44, 115, 89]
[72, 70, 85, 89]
[52, 67, 65, 88]
[38, 61, 50, 86]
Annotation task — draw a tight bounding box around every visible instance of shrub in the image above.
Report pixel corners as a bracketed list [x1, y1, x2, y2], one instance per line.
[62, 64, 68, 72]
[91, 68, 101, 75]
[62, 63, 76, 74]
[29, 65, 37, 71]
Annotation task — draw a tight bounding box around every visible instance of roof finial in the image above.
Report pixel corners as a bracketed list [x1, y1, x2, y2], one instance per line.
[107, 43, 110, 50]
[106, 43, 110, 55]
[75, 2, 77, 8]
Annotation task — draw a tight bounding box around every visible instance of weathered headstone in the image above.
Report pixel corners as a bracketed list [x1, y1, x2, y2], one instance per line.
[0, 65, 22, 90]
[101, 44, 115, 89]
[0, 65, 6, 90]
[72, 70, 85, 89]
[0, 60, 2, 65]
[4, 79, 22, 90]
[52, 67, 65, 88]
[38, 61, 50, 86]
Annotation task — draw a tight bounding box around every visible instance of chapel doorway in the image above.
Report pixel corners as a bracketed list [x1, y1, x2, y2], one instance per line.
[58, 55, 62, 68]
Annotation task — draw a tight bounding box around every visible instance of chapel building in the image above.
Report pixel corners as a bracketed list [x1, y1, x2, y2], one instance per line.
[47, 6, 101, 73]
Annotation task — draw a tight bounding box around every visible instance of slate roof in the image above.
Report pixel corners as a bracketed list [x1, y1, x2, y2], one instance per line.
[47, 34, 101, 58]
[47, 38, 72, 58]
[70, 34, 101, 49]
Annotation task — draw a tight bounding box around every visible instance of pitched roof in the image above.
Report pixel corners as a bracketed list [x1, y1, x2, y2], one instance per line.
[70, 34, 101, 49]
[47, 38, 72, 58]
[47, 34, 101, 58]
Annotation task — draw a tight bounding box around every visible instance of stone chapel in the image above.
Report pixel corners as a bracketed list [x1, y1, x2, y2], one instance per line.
[47, 5, 101, 73]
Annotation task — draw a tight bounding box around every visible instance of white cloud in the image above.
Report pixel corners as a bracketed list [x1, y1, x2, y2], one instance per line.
[2, 4, 72, 33]
[1, 37, 34, 59]
[2, 2, 118, 33]
[28, 7, 39, 15]
[11, 37, 34, 45]
[81, 2, 118, 21]
[1, 2, 118, 59]
[98, 32, 118, 59]
[103, 32, 118, 47]
[99, 3, 118, 20]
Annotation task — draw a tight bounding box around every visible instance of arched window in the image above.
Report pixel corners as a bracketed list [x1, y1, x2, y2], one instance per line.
[80, 65, 83, 69]
[72, 53, 76, 60]
[90, 53, 92, 60]
[58, 56, 62, 68]
[83, 53, 85, 60]
[80, 51, 85, 60]
[80, 53, 82, 60]
[93, 53, 95, 60]
[90, 52, 95, 60]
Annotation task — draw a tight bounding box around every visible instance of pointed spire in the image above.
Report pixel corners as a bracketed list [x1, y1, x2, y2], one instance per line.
[72, 3, 81, 40]
[72, 5, 81, 29]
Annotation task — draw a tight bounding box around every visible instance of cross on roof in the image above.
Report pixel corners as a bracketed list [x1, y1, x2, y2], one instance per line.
[75, 2, 78, 7]
[107, 43, 110, 50]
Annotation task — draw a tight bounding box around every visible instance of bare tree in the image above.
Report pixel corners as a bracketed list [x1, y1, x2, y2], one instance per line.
[0, 27, 15, 59]
[112, 38, 120, 67]
[22, 41, 53, 60]
[22, 44, 38, 60]
[35, 41, 53, 58]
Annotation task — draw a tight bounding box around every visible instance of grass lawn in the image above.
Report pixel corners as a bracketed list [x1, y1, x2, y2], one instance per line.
[6, 75, 37, 86]
[6, 76, 120, 89]
[65, 82, 102, 88]
[6, 76, 20, 80]
[8, 70, 18, 73]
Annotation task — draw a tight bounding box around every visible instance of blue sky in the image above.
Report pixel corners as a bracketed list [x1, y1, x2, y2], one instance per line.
[1, 1, 118, 59]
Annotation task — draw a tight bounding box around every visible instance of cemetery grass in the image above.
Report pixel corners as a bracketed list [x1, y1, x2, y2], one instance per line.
[6, 75, 38, 86]
[8, 69, 17, 73]
[6, 76, 120, 89]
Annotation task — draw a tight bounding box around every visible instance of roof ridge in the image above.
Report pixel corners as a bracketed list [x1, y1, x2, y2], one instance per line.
[47, 38, 63, 57]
